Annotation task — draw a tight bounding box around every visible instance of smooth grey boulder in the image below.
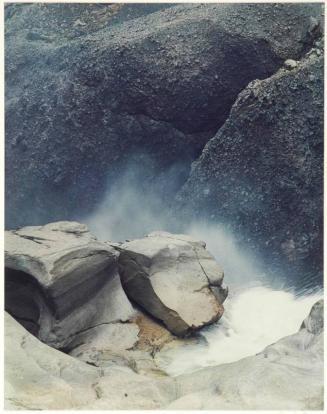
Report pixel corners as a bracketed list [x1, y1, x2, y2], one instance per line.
[4, 312, 176, 410]
[118, 231, 227, 336]
[5, 221, 136, 349]
[5, 298, 323, 410]
[176, 50, 324, 287]
[5, 3, 323, 228]
[4, 312, 99, 410]
[67, 310, 189, 376]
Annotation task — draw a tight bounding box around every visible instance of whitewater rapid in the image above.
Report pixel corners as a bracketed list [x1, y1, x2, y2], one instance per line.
[87, 208, 323, 377]
[154, 222, 323, 376]
[155, 285, 322, 376]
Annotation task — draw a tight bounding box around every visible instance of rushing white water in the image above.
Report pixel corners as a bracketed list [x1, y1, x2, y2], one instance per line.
[155, 285, 322, 376]
[154, 222, 323, 376]
[87, 193, 323, 377]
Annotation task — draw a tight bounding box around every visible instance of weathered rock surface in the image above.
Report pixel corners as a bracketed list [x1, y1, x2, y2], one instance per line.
[177, 51, 324, 287]
[5, 221, 136, 349]
[5, 222, 222, 373]
[4, 312, 99, 410]
[170, 298, 324, 410]
[5, 300, 323, 410]
[5, 3, 323, 228]
[300, 298, 323, 334]
[4, 312, 176, 410]
[118, 231, 227, 335]
[4, 3, 174, 36]
[67, 309, 194, 377]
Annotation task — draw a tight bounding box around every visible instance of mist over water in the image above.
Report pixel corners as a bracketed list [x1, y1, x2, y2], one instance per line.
[85, 161, 186, 242]
[86, 175, 323, 375]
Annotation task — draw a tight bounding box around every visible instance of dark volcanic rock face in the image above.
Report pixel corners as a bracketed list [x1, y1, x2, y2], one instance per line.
[176, 51, 324, 287]
[5, 3, 323, 228]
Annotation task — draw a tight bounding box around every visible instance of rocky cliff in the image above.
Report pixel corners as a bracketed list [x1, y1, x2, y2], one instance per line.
[176, 49, 324, 286]
[5, 3, 323, 229]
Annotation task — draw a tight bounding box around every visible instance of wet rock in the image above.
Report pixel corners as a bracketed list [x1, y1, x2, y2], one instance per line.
[176, 52, 323, 286]
[118, 231, 227, 336]
[5, 221, 136, 349]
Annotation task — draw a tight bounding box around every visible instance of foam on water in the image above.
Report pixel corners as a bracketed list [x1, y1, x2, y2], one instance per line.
[87, 195, 323, 377]
[155, 222, 323, 376]
[156, 286, 322, 376]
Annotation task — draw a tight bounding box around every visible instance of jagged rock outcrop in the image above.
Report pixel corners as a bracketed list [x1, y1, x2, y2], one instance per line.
[5, 3, 323, 228]
[176, 50, 324, 286]
[300, 298, 323, 334]
[5, 221, 136, 349]
[5, 299, 323, 409]
[118, 231, 227, 336]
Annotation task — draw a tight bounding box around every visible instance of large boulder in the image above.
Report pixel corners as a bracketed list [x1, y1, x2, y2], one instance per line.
[118, 231, 227, 336]
[5, 3, 323, 228]
[176, 50, 323, 287]
[5, 222, 220, 371]
[5, 221, 136, 349]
